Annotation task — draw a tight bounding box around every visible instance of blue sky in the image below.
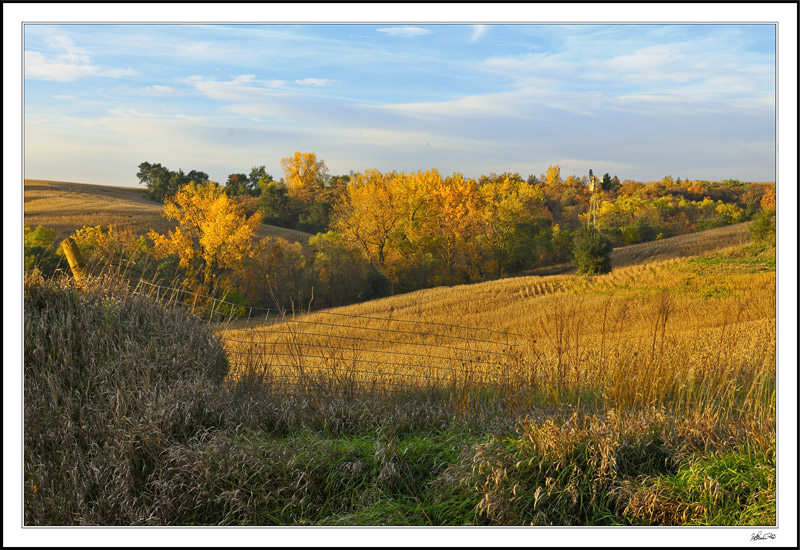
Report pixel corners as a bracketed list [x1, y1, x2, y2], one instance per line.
[23, 22, 777, 186]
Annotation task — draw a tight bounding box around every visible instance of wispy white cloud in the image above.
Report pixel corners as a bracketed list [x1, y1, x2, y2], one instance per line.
[376, 26, 432, 38]
[135, 85, 180, 96]
[372, 91, 522, 119]
[294, 78, 338, 87]
[183, 74, 288, 101]
[469, 25, 488, 43]
[21, 24, 777, 185]
[25, 34, 137, 81]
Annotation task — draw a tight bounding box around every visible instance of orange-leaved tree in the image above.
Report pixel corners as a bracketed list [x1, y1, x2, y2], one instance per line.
[148, 180, 263, 292]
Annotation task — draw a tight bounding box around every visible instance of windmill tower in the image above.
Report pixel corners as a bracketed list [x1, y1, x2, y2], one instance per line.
[588, 169, 599, 233]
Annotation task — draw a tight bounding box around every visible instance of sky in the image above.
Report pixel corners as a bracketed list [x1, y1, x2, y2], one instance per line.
[22, 22, 778, 186]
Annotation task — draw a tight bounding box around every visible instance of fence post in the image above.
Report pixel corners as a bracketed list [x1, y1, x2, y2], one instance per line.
[61, 237, 86, 281]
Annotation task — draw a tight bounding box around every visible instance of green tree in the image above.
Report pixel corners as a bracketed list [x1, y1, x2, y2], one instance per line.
[137, 163, 207, 202]
[749, 211, 776, 245]
[248, 166, 271, 195]
[308, 231, 374, 306]
[258, 179, 304, 227]
[601, 173, 612, 191]
[572, 226, 612, 275]
[137, 161, 172, 202]
[224, 173, 250, 196]
[298, 197, 335, 234]
[187, 169, 210, 183]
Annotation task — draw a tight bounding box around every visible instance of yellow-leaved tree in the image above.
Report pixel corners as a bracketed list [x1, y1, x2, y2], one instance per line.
[545, 164, 562, 188]
[424, 172, 485, 283]
[148, 181, 263, 292]
[280, 152, 329, 204]
[480, 174, 550, 276]
[332, 169, 404, 292]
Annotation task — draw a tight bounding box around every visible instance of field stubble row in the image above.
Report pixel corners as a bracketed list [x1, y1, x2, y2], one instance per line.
[217, 242, 775, 427]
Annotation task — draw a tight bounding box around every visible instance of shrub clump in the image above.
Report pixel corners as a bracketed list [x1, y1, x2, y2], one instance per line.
[749, 210, 776, 245]
[572, 226, 613, 275]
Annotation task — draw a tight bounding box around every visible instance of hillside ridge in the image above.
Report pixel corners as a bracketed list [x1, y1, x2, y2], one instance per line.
[23, 179, 313, 244]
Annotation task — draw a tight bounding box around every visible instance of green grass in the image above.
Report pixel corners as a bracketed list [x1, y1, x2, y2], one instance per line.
[624, 447, 776, 526]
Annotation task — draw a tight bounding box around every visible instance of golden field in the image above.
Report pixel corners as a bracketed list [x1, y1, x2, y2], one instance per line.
[220, 234, 775, 435]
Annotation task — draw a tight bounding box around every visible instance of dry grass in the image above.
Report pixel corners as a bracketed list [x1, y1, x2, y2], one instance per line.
[609, 222, 752, 268]
[218, 239, 775, 436]
[23, 179, 312, 244]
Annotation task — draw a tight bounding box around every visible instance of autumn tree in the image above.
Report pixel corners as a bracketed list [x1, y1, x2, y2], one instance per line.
[308, 231, 374, 306]
[281, 152, 329, 204]
[545, 165, 562, 188]
[148, 181, 263, 292]
[242, 236, 309, 309]
[332, 169, 403, 292]
[760, 188, 776, 213]
[425, 172, 485, 283]
[480, 175, 551, 276]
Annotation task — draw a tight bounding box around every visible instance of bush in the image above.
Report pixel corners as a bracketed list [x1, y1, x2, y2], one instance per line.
[24, 225, 64, 278]
[749, 210, 776, 245]
[572, 226, 612, 275]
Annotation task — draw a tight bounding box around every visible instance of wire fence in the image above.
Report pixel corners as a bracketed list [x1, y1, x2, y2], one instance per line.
[133, 280, 525, 398]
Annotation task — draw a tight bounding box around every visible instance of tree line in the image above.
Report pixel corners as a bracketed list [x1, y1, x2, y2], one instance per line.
[24, 154, 776, 314]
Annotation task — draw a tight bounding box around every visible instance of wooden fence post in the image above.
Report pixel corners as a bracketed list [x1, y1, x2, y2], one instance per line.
[61, 237, 86, 281]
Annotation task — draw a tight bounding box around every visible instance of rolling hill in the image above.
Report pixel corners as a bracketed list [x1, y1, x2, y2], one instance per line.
[23, 179, 313, 244]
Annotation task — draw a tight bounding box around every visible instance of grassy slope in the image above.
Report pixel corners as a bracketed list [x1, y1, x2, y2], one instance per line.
[23, 179, 313, 244]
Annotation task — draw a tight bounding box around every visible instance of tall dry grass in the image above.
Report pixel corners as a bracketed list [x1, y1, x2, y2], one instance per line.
[219, 242, 775, 429]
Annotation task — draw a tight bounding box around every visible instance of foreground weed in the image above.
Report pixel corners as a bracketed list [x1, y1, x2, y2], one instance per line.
[622, 447, 776, 526]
